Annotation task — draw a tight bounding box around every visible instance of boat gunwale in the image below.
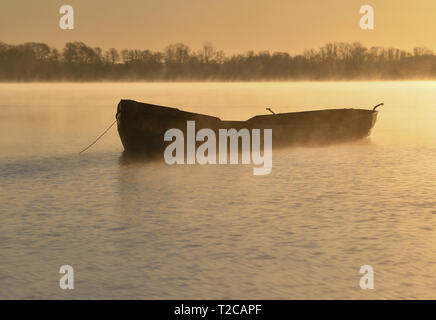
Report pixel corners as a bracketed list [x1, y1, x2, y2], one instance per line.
[119, 99, 377, 122]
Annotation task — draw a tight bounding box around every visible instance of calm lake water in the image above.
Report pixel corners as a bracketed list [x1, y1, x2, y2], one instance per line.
[1, 82, 436, 299]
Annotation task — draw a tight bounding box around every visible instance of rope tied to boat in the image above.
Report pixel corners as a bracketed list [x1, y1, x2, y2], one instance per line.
[79, 114, 119, 154]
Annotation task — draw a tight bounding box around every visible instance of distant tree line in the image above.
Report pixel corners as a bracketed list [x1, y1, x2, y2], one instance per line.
[1, 41, 436, 81]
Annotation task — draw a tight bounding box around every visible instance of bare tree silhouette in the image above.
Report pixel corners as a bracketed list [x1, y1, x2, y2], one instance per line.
[0, 41, 435, 81]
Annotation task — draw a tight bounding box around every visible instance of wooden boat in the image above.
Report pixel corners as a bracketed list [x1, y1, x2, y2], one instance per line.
[116, 99, 381, 153]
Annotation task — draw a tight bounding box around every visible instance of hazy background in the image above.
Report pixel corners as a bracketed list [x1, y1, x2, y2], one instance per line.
[1, 0, 436, 53]
[1, 82, 436, 299]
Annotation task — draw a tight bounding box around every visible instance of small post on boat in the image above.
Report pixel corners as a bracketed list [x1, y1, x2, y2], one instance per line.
[266, 107, 276, 114]
[373, 103, 384, 111]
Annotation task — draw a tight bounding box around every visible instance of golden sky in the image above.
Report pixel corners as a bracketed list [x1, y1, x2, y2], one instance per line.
[1, 0, 435, 53]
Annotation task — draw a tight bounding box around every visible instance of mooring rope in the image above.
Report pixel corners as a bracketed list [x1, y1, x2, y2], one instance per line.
[79, 118, 118, 154]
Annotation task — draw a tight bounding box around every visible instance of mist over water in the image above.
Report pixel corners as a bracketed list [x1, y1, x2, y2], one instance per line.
[1, 82, 436, 299]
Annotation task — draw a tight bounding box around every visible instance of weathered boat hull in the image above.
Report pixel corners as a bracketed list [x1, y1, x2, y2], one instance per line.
[116, 99, 378, 153]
